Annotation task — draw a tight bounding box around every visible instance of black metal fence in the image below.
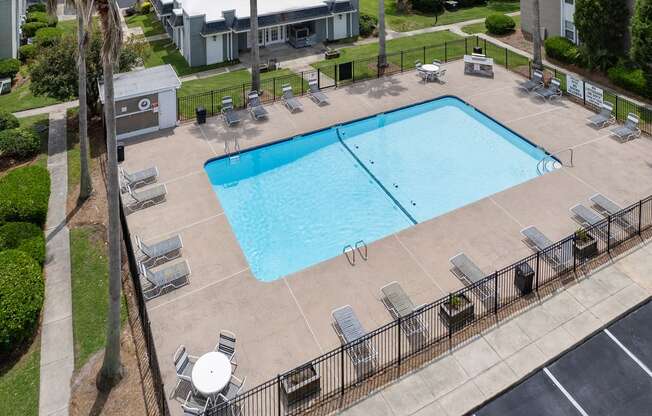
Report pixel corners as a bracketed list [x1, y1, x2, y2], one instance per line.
[196, 194, 652, 416]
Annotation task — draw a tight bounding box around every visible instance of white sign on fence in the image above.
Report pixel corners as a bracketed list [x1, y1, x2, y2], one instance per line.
[566, 74, 584, 100]
[585, 83, 604, 107]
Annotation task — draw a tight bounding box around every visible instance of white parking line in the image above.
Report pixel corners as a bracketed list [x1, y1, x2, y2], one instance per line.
[604, 329, 652, 378]
[543, 367, 590, 416]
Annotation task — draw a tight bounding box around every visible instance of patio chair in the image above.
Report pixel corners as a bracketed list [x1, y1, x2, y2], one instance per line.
[221, 96, 241, 127]
[136, 234, 183, 266]
[247, 91, 269, 120]
[587, 102, 615, 128]
[414, 60, 422, 69]
[534, 78, 562, 101]
[120, 166, 158, 191]
[218, 375, 246, 403]
[518, 70, 544, 93]
[331, 305, 377, 367]
[281, 84, 303, 113]
[449, 253, 493, 308]
[610, 113, 641, 142]
[520, 226, 573, 270]
[173, 345, 197, 393]
[380, 282, 428, 337]
[308, 80, 329, 106]
[434, 68, 447, 83]
[215, 330, 237, 370]
[125, 183, 167, 210]
[590, 194, 636, 231]
[139, 259, 191, 300]
[182, 390, 211, 416]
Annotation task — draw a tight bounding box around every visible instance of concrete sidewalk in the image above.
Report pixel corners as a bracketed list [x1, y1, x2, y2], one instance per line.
[39, 110, 74, 416]
[13, 101, 79, 118]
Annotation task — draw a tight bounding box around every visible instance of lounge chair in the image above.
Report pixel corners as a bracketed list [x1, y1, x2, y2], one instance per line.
[518, 69, 544, 93]
[281, 84, 303, 113]
[136, 234, 182, 266]
[247, 91, 269, 120]
[308, 80, 329, 105]
[139, 259, 191, 300]
[221, 96, 241, 127]
[120, 166, 158, 191]
[173, 345, 197, 393]
[331, 305, 377, 367]
[610, 113, 641, 141]
[534, 78, 562, 101]
[590, 194, 635, 231]
[182, 390, 210, 416]
[520, 226, 573, 269]
[570, 203, 616, 243]
[587, 102, 615, 128]
[215, 330, 237, 370]
[449, 253, 493, 307]
[380, 281, 428, 337]
[125, 183, 167, 210]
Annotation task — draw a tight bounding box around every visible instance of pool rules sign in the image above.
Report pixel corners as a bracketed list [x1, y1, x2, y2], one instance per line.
[566, 74, 604, 107]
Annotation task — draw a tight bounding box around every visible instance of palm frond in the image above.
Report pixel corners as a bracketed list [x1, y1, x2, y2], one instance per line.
[46, 0, 58, 17]
[96, 0, 124, 63]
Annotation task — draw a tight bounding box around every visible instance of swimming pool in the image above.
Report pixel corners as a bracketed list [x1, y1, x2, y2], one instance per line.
[205, 96, 554, 281]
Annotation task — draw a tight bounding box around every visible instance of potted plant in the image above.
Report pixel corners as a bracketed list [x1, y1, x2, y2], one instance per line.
[574, 228, 597, 261]
[325, 48, 340, 59]
[439, 293, 474, 332]
[280, 363, 321, 406]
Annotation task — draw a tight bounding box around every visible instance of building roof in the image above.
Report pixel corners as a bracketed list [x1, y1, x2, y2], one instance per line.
[183, 0, 350, 22]
[99, 65, 181, 103]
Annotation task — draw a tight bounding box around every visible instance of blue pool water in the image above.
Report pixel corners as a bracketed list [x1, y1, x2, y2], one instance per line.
[205, 96, 552, 281]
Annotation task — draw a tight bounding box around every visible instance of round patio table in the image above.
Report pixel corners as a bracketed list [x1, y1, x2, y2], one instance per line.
[191, 351, 232, 397]
[420, 64, 440, 74]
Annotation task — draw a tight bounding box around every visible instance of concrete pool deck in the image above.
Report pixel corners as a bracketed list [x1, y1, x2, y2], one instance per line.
[119, 60, 652, 413]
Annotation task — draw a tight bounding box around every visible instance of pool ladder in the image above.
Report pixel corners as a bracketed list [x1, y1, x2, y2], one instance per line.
[537, 147, 574, 175]
[343, 240, 368, 266]
[225, 137, 241, 163]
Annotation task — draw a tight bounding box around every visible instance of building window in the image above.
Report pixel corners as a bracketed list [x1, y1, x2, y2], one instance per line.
[270, 27, 279, 42]
[564, 20, 575, 42]
[258, 29, 264, 44]
[564, 0, 574, 3]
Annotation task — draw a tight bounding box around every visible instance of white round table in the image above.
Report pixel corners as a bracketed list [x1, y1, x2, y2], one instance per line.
[191, 351, 232, 397]
[420, 64, 440, 73]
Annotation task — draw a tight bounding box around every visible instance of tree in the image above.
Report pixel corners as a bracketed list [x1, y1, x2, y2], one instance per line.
[630, 0, 652, 68]
[250, 0, 260, 92]
[76, 0, 93, 200]
[378, 0, 387, 68]
[532, 0, 543, 69]
[96, 0, 124, 391]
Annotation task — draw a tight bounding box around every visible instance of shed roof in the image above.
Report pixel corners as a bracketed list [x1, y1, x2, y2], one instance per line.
[99, 65, 181, 103]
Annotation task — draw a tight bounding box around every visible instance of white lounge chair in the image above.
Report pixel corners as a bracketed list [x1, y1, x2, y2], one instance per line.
[590, 194, 635, 231]
[610, 113, 641, 141]
[281, 84, 303, 113]
[520, 226, 573, 270]
[307, 80, 329, 105]
[125, 183, 167, 210]
[534, 78, 562, 101]
[221, 96, 241, 127]
[449, 253, 493, 308]
[587, 102, 615, 128]
[136, 234, 183, 266]
[331, 305, 377, 368]
[120, 166, 158, 191]
[139, 259, 191, 300]
[380, 281, 428, 337]
[247, 91, 268, 120]
[518, 69, 544, 93]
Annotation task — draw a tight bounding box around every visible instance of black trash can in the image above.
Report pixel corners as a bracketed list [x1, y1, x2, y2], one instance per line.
[196, 106, 207, 124]
[473, 46, 483, 55]
[117, 144, 125, 163]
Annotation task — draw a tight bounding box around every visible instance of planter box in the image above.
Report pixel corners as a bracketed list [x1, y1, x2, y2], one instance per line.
[514, 261, 535, 295]
[574, 235, 598, 261]
[325, 50, 340, 60]
[281, 363, 321, 406]
[439, 294, 474, 332]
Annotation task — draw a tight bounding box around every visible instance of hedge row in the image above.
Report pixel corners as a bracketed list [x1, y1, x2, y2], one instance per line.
[608, 65, 651, 99]
[0, 165, 51, 227]
[0, 222, 45, 265]
[0, 127, 41, 158]
[0, 111, 19, 131]
[0, 58, 20, 80]
[544, 36, 580, 64]
[485, 14, 516, 35]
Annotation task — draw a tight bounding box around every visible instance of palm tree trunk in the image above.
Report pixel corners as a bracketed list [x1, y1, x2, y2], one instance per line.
[532, 0, 543, 70]
[77, 6, 93, 200]
[378, 0, 387, 67]
[250, 0, 260, 92]
[97, 0, 124, 391]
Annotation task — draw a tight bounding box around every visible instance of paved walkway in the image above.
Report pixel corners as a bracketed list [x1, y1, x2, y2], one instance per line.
[39, 111, 74, 416]
[340, 244, 652, 416]
[13, 100, 79, 118]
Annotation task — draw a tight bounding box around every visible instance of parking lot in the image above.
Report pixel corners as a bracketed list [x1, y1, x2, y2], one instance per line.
[473, 299, 652, 416]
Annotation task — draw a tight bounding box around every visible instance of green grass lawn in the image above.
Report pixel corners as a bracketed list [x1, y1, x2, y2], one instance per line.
[0, 79, 60, 114]
[461, 14, 521, 34]
[360, 0, 520, 32]
[56, 16, 99, 37]
[0, 338, 40, 416]
[144, 39, 234, 77]
[125, 12, 166, 37]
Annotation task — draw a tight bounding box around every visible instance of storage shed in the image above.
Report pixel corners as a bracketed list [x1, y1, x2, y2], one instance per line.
[99, 64, 181, 140]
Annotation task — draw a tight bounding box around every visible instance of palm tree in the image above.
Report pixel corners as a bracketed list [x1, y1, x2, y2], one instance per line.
[96, 0, 124, 391]
[532, 0, 543, 70]
[250, 0, 260, 92]
[378, 0, 387, 68]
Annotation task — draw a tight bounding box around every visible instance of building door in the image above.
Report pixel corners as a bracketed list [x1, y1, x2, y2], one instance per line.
[158, 90, 177, 129]
[333, 14, 347, 39]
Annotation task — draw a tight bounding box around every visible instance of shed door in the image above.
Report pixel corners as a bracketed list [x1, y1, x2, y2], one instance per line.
[158, 90, 177, 129]
[333, 14, 347, 39]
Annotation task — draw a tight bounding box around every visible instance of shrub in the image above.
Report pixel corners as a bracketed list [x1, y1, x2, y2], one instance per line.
[22, 21, 48, 38]
[0, 127, 41, 158]
[0, 111, 19, 131]
[27, 3, 47, 13]
[359, 13, 378, 37]
[485, 14, 516, 35]
[34, 27, 63, 47]
[0, 222, 45, 264]
[26, 11, 57, 27]
[544, 36, 579, 63]
[457, 0, 487, 6]
[412, 0, 444, 14]
[0, 165, 50, 226]
[0, 250, 44, 352]
[140, 1, 152, 13]
[0, 58, 20, 80]
[19, 44, 38, 63]
[608, 64, 651, 98]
